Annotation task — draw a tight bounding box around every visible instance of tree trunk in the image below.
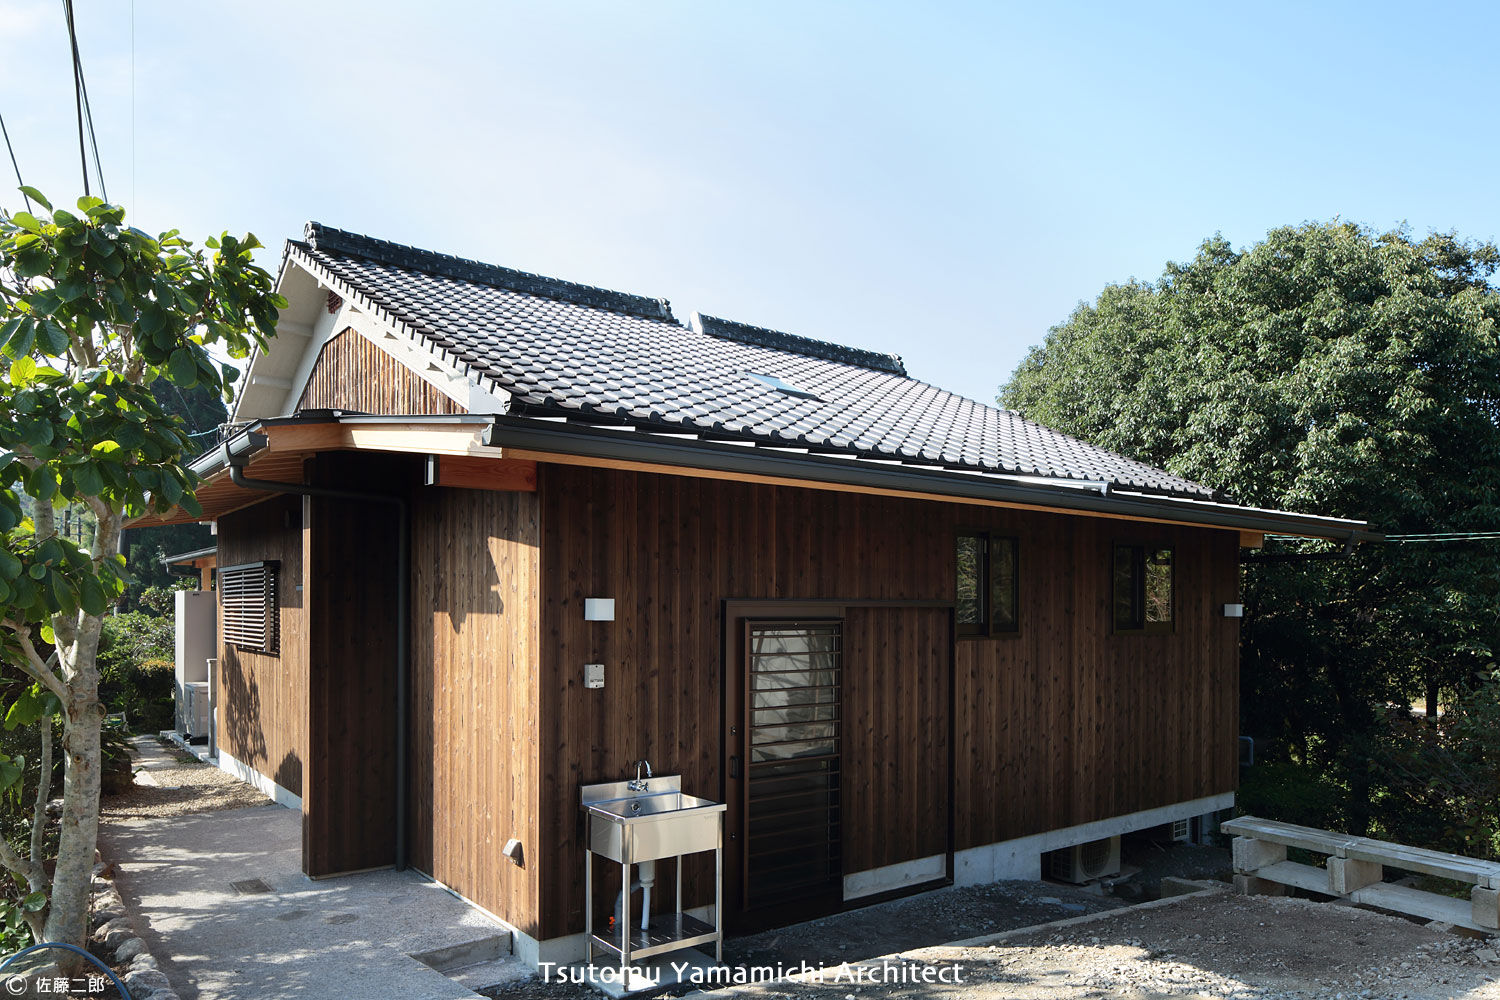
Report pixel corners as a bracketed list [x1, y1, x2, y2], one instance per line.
[1425, 672, 1440, 721]
[40, 510, 117, 969]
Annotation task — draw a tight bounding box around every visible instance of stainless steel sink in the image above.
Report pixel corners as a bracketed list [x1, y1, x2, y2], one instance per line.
[580, 776, 725, 864]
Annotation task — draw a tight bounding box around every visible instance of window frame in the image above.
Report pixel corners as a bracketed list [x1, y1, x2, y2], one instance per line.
[955, 529, 1020, 640]
[219, 559, 280, 655]
[1111, 541, 1174, 635]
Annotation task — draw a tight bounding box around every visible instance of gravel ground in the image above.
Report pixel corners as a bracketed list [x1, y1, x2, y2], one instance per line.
[702, 893, 1500, 1000]
[100, 737, 268, 819]
[490, 890, 1500, 1000]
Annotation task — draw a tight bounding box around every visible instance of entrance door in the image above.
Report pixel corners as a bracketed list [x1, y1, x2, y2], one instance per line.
[737, 619, 843, 923]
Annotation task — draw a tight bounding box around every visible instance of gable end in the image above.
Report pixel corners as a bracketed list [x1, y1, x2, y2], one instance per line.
[298, 328, 467, 415]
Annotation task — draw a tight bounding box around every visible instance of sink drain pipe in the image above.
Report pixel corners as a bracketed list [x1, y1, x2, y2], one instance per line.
[224, 435, 411, 871]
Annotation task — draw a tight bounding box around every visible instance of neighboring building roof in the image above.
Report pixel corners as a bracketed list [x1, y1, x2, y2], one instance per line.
[282, 224, 1218, 500]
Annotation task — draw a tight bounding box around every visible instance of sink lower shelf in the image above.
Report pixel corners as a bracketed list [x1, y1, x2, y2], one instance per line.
[589, 911, 717, 962]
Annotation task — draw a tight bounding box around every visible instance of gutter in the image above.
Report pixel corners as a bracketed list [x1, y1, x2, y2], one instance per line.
[218, 432, 412, 873]
[482, 415, 1379, 543]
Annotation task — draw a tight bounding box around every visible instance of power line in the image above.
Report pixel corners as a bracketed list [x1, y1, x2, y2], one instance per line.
[61, 0, 107, 202]
[0, 111, 31, 213]
[62, 0, 89, 198]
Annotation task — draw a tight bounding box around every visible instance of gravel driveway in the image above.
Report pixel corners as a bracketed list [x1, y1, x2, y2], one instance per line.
[700, 892, 1500, 1000]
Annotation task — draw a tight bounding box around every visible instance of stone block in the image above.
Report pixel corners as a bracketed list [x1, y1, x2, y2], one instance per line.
[1232, 836, 1287, 873]
[1472, 885, 1500, 931]
[1328, 857, 1383, 895]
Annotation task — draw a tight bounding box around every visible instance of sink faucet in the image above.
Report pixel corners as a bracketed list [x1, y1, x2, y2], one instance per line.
[627, 759, 653, 792]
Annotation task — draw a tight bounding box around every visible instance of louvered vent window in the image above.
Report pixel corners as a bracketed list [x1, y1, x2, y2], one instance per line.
[220, 561, 279, 654]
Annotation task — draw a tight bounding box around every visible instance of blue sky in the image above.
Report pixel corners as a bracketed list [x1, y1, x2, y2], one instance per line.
[2, 1, 1497, 404]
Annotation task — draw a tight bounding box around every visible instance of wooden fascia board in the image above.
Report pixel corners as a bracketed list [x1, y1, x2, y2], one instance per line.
[261, 421, 496, 457]
[500, 446, 1340, 539]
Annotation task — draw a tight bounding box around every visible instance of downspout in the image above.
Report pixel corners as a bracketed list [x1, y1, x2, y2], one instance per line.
[222, 434, 411, 871]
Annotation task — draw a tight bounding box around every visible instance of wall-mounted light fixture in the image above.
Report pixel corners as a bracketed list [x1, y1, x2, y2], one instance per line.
[1223, 604, 1244, 618]
[584, 598, 615, 621]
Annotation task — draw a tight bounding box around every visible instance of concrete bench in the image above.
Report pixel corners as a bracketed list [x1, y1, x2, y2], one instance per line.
[1221, 815, 1500, 933]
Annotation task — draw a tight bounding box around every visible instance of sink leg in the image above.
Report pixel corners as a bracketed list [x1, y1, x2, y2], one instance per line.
[585, 848, 593, 968]
[676, 854, 683, 935]
[714, 839, 723, 963]
[620, 859, 631, 982]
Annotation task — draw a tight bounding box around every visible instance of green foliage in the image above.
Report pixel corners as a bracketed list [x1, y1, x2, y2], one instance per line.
[0, 890, 43, 953]
[0, 190, 282, 951]
[97, 607, 175, 733]
[1369, 669, 1500, 858]
[98, 716, 133, 796]
[1002, 222, 1500, 841]
[0, 193, 281, 636]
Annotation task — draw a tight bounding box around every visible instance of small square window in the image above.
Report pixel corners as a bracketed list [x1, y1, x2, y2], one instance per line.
[1113, 543, 1172, 633]
[956, 531, 1019, 638]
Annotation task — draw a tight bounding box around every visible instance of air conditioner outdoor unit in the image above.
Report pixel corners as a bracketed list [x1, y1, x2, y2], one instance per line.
[1048, 836, 1121, 883]
[182, 682, 210, 741]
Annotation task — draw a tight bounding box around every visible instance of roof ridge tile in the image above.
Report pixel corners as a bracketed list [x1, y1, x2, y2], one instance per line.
[301, 222, 675, 323]
[690, 311, 906, 377]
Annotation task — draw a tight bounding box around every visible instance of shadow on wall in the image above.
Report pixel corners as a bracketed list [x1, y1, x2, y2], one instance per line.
[219, 647, 267, 772]
[275, 750, 302, 795]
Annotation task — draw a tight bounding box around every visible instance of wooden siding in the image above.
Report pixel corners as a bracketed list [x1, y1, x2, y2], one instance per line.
[302, 452, 413, 876]
[410, 482, 541, 936]
[537, 464, 1240, 939]
[297, 328, 466, 415]
[216, 493, 307, 797]
[843, 605, 951, 875]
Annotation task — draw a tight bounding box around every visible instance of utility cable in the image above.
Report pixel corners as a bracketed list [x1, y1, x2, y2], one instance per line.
[0, 110, 31, 213]
[61, 0, 107, 202]
[62, 0, 89, 198]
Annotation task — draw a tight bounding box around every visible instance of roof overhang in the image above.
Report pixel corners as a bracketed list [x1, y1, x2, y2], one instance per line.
[483, 414, 1379, 543]
[130, 410, 1376, 542]
[128, 413, 499, 527]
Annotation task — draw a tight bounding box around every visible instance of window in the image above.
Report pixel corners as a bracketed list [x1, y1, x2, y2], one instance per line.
[1112, 544, 1173, 633]
[956, 531, 1019, 637]
[220, 560, 279, 654]
[744, 371, 821, 400]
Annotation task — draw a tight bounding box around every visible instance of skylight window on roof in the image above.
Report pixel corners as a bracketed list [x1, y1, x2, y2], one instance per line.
[745, 371, 821, 400]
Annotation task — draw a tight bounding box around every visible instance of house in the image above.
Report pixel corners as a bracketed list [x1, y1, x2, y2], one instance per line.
[133, 224, 1373, 968]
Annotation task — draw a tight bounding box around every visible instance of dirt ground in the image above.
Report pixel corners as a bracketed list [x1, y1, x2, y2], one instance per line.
[100, 736, 267, 819]
[698, 892, 1500, 1000]
[492, 889, 1500, 1000]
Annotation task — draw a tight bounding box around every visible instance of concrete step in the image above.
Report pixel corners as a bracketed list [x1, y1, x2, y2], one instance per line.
[446, 958, 533, 992]
[409, 931, 511, 973]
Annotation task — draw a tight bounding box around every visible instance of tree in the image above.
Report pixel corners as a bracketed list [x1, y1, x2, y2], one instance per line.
[0, 189, 280, 955]
[1002, 222, 1500, 836]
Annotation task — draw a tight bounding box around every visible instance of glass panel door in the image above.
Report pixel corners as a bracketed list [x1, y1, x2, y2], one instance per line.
[743, 621, 842, 912]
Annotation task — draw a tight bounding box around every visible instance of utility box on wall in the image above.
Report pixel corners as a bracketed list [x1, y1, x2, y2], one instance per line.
[175, 590, 217, 739]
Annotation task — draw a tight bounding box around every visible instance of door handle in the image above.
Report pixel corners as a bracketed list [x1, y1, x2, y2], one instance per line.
[729, 755, 740, 779]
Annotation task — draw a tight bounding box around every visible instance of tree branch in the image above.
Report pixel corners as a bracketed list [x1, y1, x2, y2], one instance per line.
[30, 714, 52, 865]
[2, 623, 69, 703]
[0, 831, 48, 940]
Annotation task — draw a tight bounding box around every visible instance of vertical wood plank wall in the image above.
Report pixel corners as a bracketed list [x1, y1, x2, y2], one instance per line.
[215, 494, 307, 797]
[410, 482, 542, 937]
[842, 606, 952, 875]
[297, 328, 466, 415]
[537, 464, 1240, 940]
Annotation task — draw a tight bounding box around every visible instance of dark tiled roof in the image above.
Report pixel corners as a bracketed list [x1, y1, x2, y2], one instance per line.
[288, 224, 1216, 499]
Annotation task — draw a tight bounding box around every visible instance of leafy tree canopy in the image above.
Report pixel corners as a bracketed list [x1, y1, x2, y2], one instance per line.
[1001, 223, 1500, 830]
